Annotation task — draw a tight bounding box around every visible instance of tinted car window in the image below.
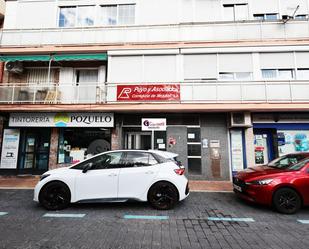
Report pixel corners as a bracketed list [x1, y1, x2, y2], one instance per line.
[124, 152, 158, 167]
[71, 152, 122, 170]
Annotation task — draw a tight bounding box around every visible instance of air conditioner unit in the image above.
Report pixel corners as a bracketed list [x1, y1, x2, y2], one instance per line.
[230, 112, 252, 127]
[5, 61, 24, 74]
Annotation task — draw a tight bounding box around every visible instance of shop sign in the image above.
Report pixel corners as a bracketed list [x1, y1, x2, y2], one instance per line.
[117, 84, 180, 101]
[142, 118, 166, 131]
[9, 113, 114, 128]
[0, 129, 20, 169]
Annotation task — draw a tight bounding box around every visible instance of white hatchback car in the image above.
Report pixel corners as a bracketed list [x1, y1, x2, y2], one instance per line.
[34, 150, 189, 210]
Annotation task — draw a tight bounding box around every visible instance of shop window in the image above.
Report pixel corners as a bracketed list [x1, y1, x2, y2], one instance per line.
[101, 4, 135, 25]
[261, 69, 295, 80]
[223, 4, 249, 21]
[58, 128, 111, 164]
[58, 6, 95, 27]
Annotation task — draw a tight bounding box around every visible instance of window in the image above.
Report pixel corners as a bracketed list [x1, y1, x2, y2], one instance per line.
[262, 69, 295, 80]
[101, 4, 135, 25]
[124, 152, 158, 167]
[219, 72, 252, 81]
[71, 152, 122, 170]
[295, 15, 308, 20]
[297, 69, 309, 79]
[59, 6, 95, 27]
[223, 4, 248, 21]
[254, 13, 278, 21]
[58, 128, 111, 164]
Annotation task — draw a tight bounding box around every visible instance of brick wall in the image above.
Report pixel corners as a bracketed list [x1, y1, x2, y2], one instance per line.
[48, 128, 59, 170]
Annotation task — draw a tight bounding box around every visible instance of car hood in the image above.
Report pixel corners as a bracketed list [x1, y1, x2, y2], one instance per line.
[236, 165, 287, 180]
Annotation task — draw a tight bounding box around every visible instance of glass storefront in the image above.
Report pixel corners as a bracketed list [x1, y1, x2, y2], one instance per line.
[58, 128, 111, 164]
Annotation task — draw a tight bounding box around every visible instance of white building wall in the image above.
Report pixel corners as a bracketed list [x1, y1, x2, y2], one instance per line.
[3, 0, 309, 29]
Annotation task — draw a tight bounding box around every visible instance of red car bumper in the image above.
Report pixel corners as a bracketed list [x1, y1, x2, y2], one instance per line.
[233, 178, 273, 206]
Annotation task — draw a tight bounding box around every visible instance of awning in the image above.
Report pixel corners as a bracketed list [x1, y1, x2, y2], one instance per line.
[53, 53, 107, 61]
[0, 55, 51, 62]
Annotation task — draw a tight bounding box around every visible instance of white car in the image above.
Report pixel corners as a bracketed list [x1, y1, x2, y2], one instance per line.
[34, 150, 189, 210]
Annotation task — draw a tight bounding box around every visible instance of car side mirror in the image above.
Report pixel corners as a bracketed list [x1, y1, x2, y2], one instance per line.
[82, 163, 93, 173]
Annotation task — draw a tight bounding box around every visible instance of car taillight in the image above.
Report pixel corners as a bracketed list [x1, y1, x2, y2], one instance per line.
[174, 168, 185, 175]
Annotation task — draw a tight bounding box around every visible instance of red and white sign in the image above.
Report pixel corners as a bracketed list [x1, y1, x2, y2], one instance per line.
[142, 118, 167, 131]
[117, 84, 180, 101]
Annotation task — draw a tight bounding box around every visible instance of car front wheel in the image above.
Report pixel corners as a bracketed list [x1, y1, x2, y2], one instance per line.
[39, 181, 71, 210]
[148, 182, 179, 210]
[273, 188, 302, 214]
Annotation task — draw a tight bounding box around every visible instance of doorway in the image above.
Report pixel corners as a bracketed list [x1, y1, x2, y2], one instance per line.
[75, 69, 98, 103]
[125, 132, 151, 150]
[18, 128, 51, 174]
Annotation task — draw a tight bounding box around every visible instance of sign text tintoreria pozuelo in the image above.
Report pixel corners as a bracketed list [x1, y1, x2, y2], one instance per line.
[9, 113, 114, 128]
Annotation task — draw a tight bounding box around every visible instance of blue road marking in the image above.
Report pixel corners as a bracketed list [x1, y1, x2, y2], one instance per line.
[297, 220, 309, 224]
[0, 212, 8, 216]
[43, 213, 86, 218]
[124, 215, 169, 220]
[207, 217, 255, 222]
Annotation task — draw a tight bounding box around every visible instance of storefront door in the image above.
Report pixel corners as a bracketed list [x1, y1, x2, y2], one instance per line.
[254, 130, 275, 166]
[18, 129, 50, 174]
[125, 132, 151, 150]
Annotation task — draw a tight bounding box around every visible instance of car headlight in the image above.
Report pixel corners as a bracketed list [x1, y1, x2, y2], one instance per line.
[40, 174, 50, 181]
[247, 179, 273, 185]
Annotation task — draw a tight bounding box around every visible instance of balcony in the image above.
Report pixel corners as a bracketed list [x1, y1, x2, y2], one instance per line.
[106, 80, 309, 103]
[1, 80, 309, 105]
[1, 20, 309, 47]
[0, 84, 106, 104]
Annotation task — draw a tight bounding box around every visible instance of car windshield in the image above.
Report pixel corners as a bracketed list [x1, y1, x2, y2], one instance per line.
[268, 154, 308, 170]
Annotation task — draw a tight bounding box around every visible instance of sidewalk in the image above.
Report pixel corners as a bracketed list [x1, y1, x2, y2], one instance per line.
[0, 176, 233, 192]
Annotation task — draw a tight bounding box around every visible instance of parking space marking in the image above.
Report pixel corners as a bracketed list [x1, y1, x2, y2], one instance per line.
[43, 213, 86, 218]
[297, 220, 309, 224]
[207, 217, 255, 222]
[124, 215, 169, 220]
[0, 212, 8, 216]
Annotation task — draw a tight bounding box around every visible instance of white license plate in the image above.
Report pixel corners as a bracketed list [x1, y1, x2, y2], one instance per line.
[233, 184, 242, 192]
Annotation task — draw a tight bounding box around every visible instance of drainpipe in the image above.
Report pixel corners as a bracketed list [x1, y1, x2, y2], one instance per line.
[0, 61, 4, 83]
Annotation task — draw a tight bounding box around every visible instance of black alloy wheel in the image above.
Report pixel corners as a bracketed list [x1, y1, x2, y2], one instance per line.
[273, 188, 302, 214]
[148, 182, 179, 210]
[39, 182, 71, 210]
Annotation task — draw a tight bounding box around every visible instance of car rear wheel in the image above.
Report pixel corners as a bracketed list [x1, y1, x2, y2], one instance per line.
[39, 181, 71, 210]
[148, 182, 179, 210]
[273, 188, 302, 214]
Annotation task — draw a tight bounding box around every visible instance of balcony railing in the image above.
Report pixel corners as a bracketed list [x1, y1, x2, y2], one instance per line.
[0, 83, 106, 104]
[1, 80, 309, 105]
[1, 20, 309, 46]
[106, 80, 309, 103]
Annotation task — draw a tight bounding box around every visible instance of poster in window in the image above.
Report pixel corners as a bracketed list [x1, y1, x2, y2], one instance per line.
[0, 129, 20, 169]
[278, 130, 309, 156]
[230, 130, 244, 171]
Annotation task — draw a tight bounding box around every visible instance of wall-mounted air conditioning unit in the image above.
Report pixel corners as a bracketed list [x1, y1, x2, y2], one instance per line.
[5, 61, 24, 74]
[230, 112, 252, 127]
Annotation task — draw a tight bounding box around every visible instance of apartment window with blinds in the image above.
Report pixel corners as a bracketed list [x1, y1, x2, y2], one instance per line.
[253, 13, 278, 21]
[262, 69, 295, 80]
[101, 4, 135, 25]
[27, 69, 55, 85]
[58, 6, 95, 27]
[223, 4, 248, 21]
[219, 72, 252, 81]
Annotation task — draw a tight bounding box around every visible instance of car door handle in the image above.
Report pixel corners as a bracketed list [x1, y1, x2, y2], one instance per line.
[108, 173, 117, 177]
[145, 171, 154, 174]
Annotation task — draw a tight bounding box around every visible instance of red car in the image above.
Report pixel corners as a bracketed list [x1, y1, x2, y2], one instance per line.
[233, 153, 309, 214]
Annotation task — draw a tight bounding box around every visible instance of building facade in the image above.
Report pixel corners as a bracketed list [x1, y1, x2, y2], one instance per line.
[1, 0, 309, 181]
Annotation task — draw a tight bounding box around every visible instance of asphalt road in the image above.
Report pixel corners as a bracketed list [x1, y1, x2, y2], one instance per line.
[0, 189, 308, 249]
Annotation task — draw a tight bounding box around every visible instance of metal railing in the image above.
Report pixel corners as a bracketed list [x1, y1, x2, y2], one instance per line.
[0, 83, 106, 104]
[106, 80, 309, 103]
[1, 20, 309, 46]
